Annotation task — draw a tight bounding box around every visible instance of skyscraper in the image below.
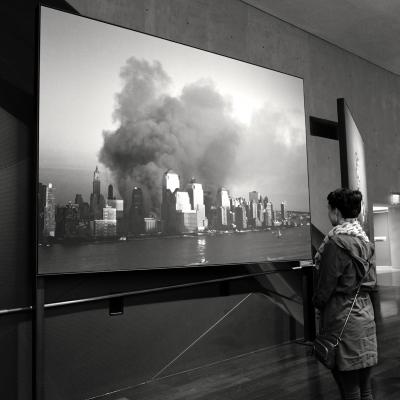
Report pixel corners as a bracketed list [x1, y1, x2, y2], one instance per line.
[103, 205, 117, 221]
[108, 184, 114, 200]
[162, 170, 180, 233]
[265, 201, 273, 226]
[235, 204, 247, 230]
[108, 198, 124, 236]
[217, 188, 230, 208]
[90, 166, 105, 220]
[187, 179, 208, 231]
[93, 166, 100, 195]
[249, 191, 259, 203]
[175, 191, 191, 212]
[256, 201, 264, 227]
[129, 187, 145, 234]
[281, 201, 287, 222]
[163, 170, 180, 194]
[216, 187, 230, 229]
[62, 202, 80, 238]
[44, 183, 56, 237]
[75, 194, 84, 206]
[187, 179, 204, 209]
[38, 182, 47, 241]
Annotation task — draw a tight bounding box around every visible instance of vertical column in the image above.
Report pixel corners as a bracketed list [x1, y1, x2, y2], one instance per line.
[301, 266, 316, 341]
[35, 277, 45, 400]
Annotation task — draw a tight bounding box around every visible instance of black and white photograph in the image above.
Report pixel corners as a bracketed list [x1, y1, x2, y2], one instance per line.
[38, 6, 311, 273]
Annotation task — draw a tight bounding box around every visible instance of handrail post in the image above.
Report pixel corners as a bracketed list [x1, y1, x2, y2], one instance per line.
[35, 276, 45, 400]
[301, 264, 316, 341]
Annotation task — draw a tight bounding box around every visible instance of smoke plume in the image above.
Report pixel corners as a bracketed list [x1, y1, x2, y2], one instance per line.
[99, 57, 242, 214]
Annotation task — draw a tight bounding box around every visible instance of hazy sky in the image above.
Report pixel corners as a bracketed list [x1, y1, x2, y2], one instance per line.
[39, 6, 309, 211]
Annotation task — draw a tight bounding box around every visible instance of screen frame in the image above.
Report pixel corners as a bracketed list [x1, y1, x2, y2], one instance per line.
[36, 3, 312, 276]
[337, 97, 371, 237]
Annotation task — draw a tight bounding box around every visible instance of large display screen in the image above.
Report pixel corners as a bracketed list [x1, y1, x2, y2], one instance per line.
[337, 98, 370, 236]
[38, 6, 311, 273]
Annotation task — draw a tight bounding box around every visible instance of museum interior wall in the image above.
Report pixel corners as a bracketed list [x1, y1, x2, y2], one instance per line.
[1, 0, 399, 399]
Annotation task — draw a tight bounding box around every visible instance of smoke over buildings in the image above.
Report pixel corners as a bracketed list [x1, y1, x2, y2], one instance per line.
[99, 57, 242, 215]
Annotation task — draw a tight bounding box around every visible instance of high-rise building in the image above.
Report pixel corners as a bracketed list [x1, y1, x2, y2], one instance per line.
[65, 202, 80, 238]
[265, 201, 273, 226]
[75, 194, 84, 205]
[187, 180, 203, 209]
[163, 170, 180, 194]
[93, 166, 100, 195]
[257, 202, 264, 227]
[108, 199, 123, 212]
[235, 205, 247, 230]
[103, 205, 117, 221]
[246, 200, 258, 228]
[38, 183, 47, 241]
[176, 210, 198, 233]
[217, 207, 228, 228]
[91, 219, 117, 238]
[175, 191, 192, 212]
[44, 183, 56, 237]
[203, 190, 213, 223]
[74, 194, 90, 221]
[187, 180, 208, 231]
[281, 201, 287, 221]
[108, 184, 114, 200]
[107, 198, 124, 235]
[217, 188, 230, 208]
[90, 166, 106, 220]
[216, 187, 230, 229]
[55, 202, 82, 239]
[250, 201, 258, 219]
[129, 187, 145, 234]
[249, 191, 259, 203]
[162, 170, 180, 233]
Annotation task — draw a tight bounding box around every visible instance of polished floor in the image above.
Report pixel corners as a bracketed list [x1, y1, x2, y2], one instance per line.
[96, 281, 400, 400]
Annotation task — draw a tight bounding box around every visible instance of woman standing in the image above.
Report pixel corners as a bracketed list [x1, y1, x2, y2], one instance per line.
[313, 188, 378, 400]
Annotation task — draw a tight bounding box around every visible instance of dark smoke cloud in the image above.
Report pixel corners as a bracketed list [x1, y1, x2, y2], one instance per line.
[99, 57, 242, 214]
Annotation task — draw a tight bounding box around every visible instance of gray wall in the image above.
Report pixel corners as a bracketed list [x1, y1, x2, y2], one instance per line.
[388, 206, 400, 268]
[1, 0, 400, 399]
[0, 1, 36, 398]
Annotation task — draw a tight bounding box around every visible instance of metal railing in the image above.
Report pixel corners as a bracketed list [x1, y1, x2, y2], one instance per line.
[1, 263, 314, 314]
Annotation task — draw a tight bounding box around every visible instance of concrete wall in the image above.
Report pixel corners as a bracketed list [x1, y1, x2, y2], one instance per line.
[1, 0, 400, 399]
[388, 206, 400, 268]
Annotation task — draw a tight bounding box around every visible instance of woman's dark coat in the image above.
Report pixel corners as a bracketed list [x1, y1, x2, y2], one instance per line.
[313, 234, 378, 371]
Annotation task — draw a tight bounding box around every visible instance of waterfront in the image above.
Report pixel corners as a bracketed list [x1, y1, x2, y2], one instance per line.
[38, 226, 311, 274]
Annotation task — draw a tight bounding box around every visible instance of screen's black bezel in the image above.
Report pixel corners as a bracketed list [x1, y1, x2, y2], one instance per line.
[36, 3, 312, 276]
[337, 97, 372, 237]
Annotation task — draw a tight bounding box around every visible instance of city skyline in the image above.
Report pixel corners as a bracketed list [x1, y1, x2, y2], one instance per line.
[40, 165, 305, 216]
[38, 165, 311, 246]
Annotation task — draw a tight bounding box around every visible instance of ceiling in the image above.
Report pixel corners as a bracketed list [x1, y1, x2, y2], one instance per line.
[243, 0, 400, 76]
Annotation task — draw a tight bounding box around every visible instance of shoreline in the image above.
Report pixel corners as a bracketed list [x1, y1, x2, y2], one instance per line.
[39, 225, 310, 246]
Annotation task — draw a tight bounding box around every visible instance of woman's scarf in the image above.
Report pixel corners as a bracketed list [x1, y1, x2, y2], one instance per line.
[315, 219, 369, 267]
